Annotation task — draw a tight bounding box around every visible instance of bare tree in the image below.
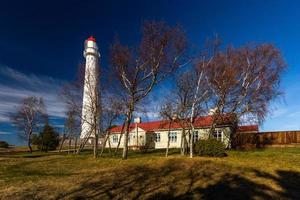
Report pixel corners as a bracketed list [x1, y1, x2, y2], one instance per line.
[204, 42, 286, 136]
[160, 102, 177, 157]
[10, 96, 47, 153]
[99, 95, 125, 157]
[59, 132, 66, 152]
[60, 65, 101, 158]
[113, 124, 125, 156]
[188, 54, 214, 158]
[171, 73, 195, 155]
[110, 21, 188, 159]
[64, 109, 80, 154]
[160, 69, 210, 157]
[60, 65, 125, 158]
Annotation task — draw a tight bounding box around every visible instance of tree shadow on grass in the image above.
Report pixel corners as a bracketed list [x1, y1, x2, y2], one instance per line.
[147, 172, 277, 200]
[58, 159, 183, 200]
[253, 169, 300, 199]
[195, 173, 274, 200]
[276, 170, 300, 199]
[56, 158, 300, 200]
[54, 159, 161, 198]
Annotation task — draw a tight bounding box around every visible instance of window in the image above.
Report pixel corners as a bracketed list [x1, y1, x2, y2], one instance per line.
[169, 132, 177, 143]
[112, 135, 118, 143]
[155, 133, 161, 142]
[213, 130, 223, 141]
[193, 131, 199, 142]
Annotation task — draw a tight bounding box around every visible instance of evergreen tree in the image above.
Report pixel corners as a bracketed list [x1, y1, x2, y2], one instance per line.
[32, 124, 60, 152]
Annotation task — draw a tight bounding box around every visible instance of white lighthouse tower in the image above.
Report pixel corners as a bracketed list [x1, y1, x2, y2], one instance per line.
[80, 36, 100, 139]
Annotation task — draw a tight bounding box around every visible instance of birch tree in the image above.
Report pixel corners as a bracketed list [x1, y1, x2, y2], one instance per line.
[110, 21, 188, 159]
[99, 95, 125, 157]
[10, 96, 47, 153]
[204, 42, 286, 135]
[60, 65, 101, 158]
[60, 65, 125, 158]
[160, 102, 177, 157]
[64, 109, 80, 154]
[189, 62, 212, 158]
[160, 70, 210, 157]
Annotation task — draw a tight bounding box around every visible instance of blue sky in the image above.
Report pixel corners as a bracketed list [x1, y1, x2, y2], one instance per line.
[0, 0, 299, 145]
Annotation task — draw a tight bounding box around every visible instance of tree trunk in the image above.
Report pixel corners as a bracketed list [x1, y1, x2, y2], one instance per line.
[108, 135, 112, 157]
[40, 134, 44, 152]
[180, 133, 184, 155]
[77, 132, 90, 154]
[59, 134, 66, 153]
[74, 136, 78, 154]
[115, 122, 125, 155]
[189, 69, 203, 158]
[93, 125, 98, 158]
[114, 133, 122, 155]
[181, 128, 186, 155]
[28, 140, 32, 153]
[68, 138, 72, 155]
[100, 132, 110, 157]
[165, 121, 171, 157]
[28, 133, 32, 153]
[190, 124, 195, 158]
[122, 110, 132, 160]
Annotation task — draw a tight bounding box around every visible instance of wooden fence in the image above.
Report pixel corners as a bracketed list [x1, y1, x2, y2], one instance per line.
[232, 131, 300, 149]
[258, 131, 300, 145]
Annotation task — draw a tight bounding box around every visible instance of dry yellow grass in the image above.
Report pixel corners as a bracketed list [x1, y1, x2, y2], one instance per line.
[0, 148, 300, 199]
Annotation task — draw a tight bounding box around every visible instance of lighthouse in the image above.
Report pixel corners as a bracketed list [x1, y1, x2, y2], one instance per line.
[80, 36, 100, 139]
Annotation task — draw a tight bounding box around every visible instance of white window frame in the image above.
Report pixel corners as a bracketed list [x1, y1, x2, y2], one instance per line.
[155, 133, 161, 142]
[112, 135, 118, 143]
[213, 130, 223, 142]
[169, 132, 177, 143]
[193, 131, 199, 142]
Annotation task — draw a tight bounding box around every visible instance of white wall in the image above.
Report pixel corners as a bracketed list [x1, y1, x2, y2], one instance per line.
[106, 127, 146, 148]
[107, 127, 232, 149]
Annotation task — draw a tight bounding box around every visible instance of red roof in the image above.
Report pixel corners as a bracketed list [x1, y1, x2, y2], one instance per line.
[110, 116, 257, 133]
[237, 125, 259, 133]
[87, 36, 96, 42]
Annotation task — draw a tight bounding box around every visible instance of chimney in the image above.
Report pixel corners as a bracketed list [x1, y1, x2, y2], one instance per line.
[134, 117, 141, 124]
[209, 107, 217, 115]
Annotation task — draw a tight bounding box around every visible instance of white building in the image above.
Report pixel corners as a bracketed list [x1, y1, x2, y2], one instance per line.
[106, 116, 258, 149]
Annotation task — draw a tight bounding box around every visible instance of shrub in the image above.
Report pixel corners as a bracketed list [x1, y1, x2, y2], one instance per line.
[32, 124, 60, 151]
[139, 144, 150, 153]
[0, 141, 9, 148]
[194, 138, 227, 157]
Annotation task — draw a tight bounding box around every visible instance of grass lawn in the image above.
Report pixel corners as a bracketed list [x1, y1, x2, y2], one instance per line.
[0, 147, 300, 200]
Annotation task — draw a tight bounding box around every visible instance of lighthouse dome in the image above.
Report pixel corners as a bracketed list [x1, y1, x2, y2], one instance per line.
[83, 36, 100, 58]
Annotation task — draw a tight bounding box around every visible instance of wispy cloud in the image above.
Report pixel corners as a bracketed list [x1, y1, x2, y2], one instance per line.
[262, 87, 300, 131]
[287, 111, 300, 118]
[268, 107, 288, 119]
[0, 131, 12, 135]
[0, 66, 67, 122]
